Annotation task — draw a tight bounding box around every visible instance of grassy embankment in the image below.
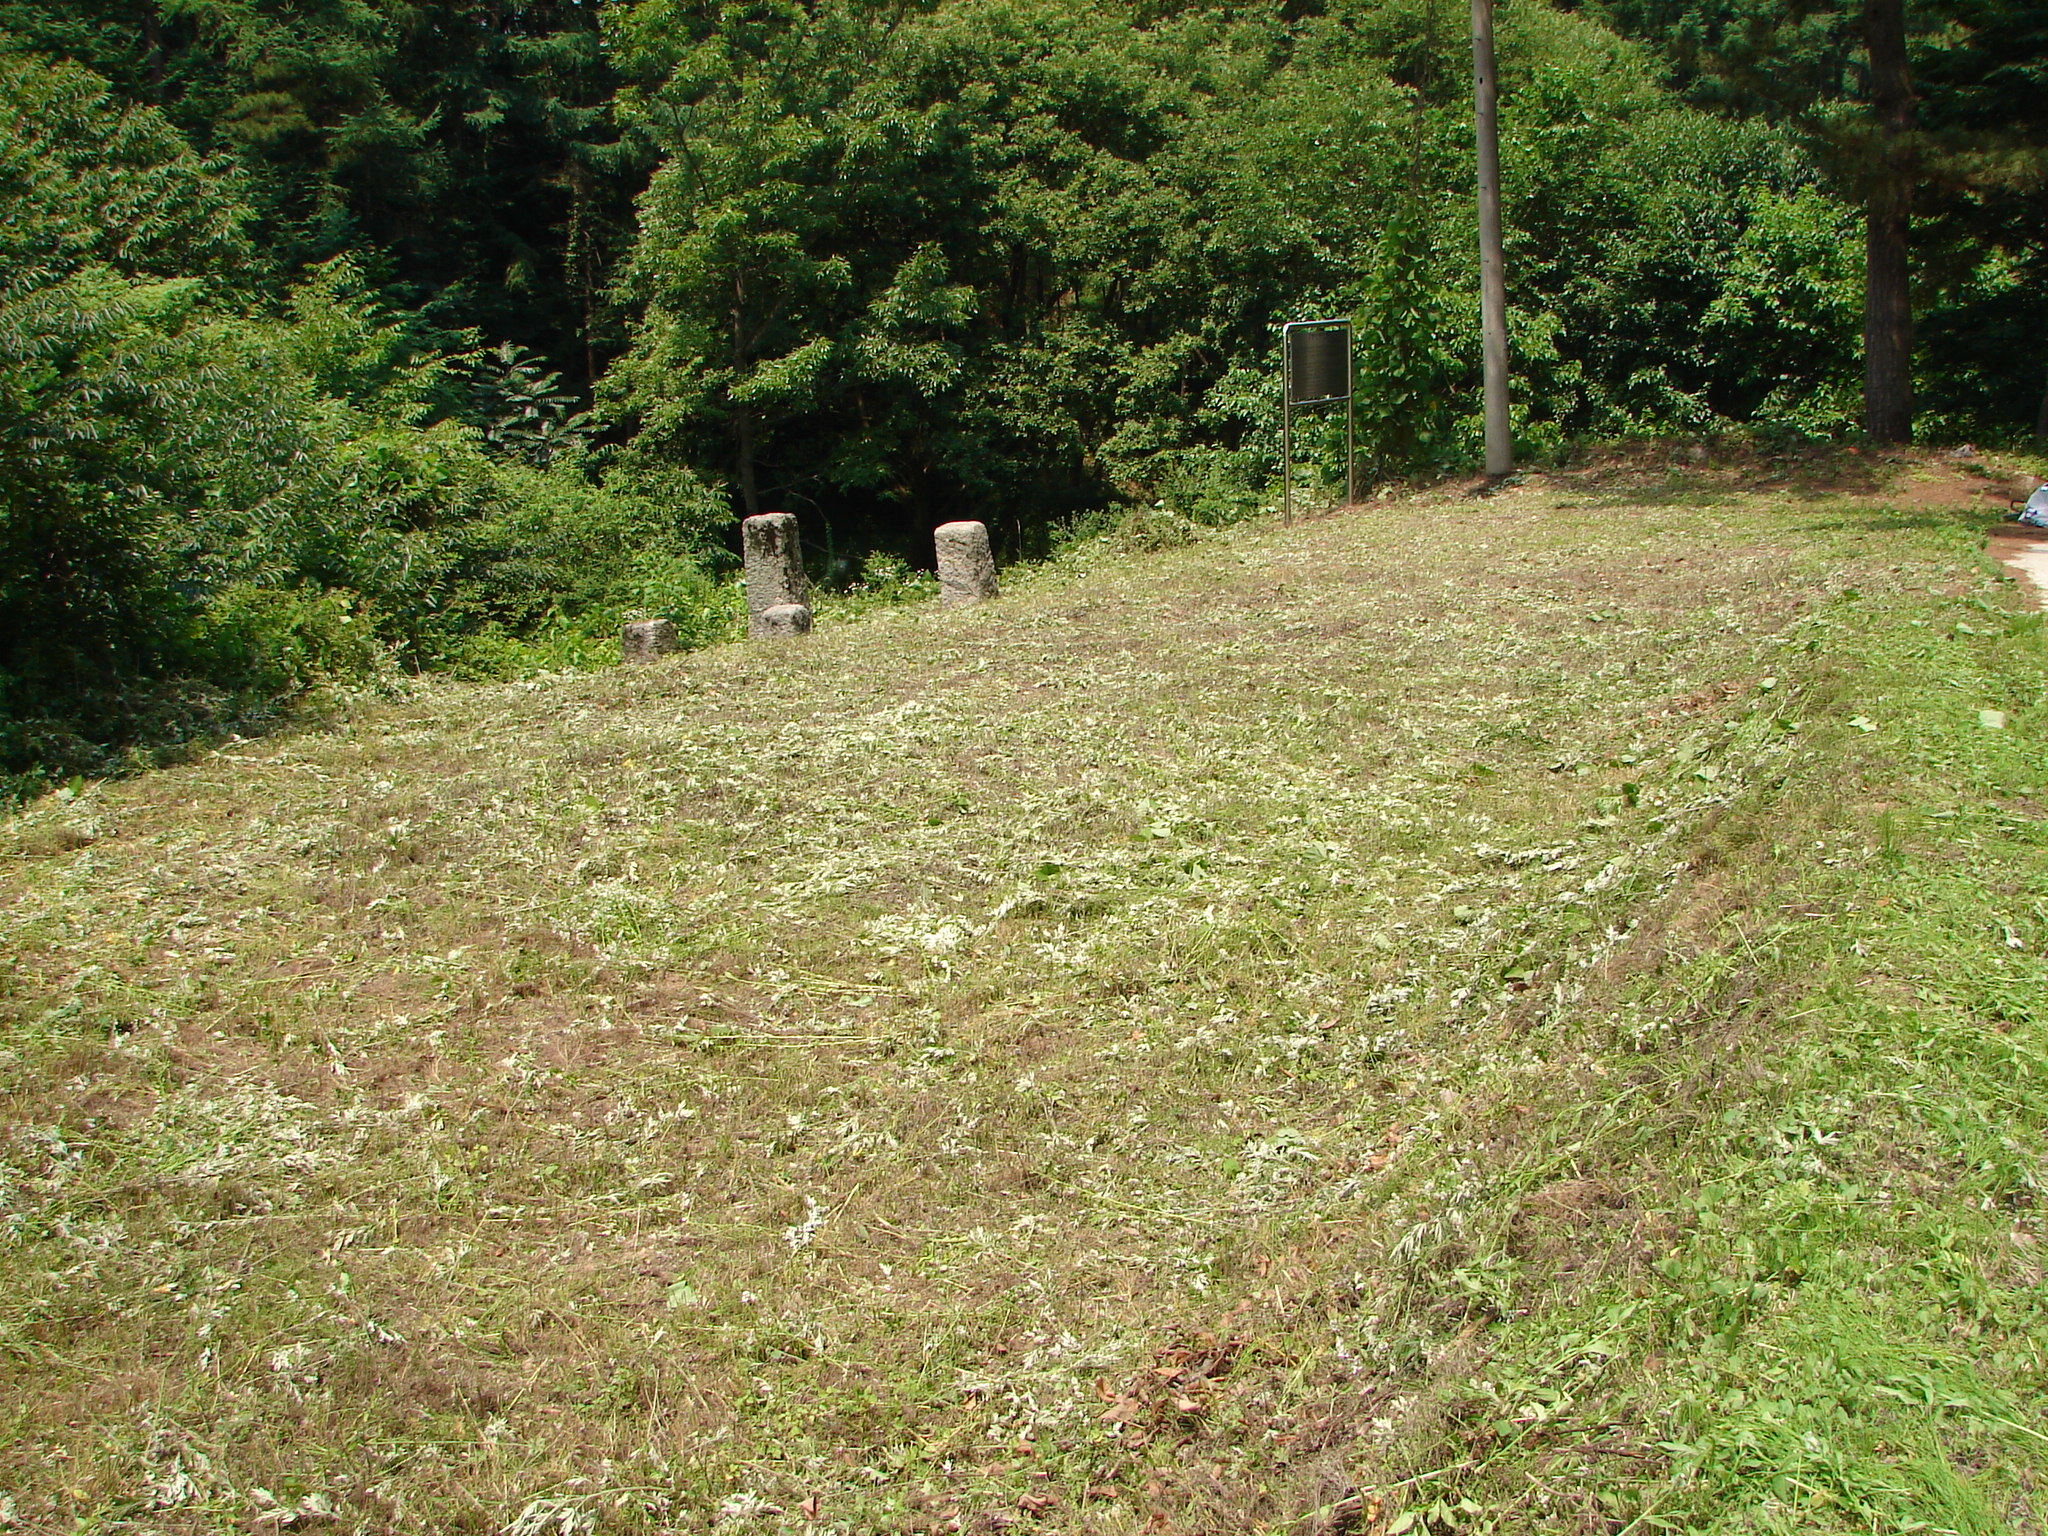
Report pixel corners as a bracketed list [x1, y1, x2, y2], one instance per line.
[3, 458, 2047, 1534]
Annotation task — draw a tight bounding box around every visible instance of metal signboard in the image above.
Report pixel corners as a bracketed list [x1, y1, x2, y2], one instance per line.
[1280, 319, 1355, 522]
[1287, 322, 1352, 405]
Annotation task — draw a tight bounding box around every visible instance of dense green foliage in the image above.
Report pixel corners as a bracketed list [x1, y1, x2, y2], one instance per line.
[1586, 0, 2048, 437]
[601, 0, 1862, 553]
[1, 0, 2044, 785]
[0, 0, 638, 368]
[0, 47, 723, 793]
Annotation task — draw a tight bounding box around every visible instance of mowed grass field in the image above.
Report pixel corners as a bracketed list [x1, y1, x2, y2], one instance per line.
[5, 463, 2048, 1535]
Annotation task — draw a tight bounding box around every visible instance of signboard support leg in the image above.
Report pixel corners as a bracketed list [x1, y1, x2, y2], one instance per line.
[1282, 357, 1293, 526]
[1282, 399, 1293, 526]
[1345, 392, 1355, 506]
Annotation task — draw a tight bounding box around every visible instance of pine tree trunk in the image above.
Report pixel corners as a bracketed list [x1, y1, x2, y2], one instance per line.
[142, 3, 165, 98]
[1862, 0, 1915, 444]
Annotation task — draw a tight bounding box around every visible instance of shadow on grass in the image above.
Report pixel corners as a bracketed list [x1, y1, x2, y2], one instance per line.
[1789, 506, 2008, 537]
[1, 680, 348, 806]
[1529, 436, 2039, 514]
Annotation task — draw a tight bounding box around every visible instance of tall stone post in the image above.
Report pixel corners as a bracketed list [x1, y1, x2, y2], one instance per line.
[742, 512, 811, 639]
[933, 521, 999, 607]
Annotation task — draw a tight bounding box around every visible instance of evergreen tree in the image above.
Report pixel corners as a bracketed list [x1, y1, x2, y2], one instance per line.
[0, 0, 645, 377]
[1587, 0, 2048, 441]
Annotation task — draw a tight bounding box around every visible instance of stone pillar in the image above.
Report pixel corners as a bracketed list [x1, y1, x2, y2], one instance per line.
[620, 618, 679, 664]
[742, 512, 811, 638]
[934, 520, 998, 607]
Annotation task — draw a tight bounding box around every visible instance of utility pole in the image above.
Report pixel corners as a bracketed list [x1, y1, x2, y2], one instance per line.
[1471, 0, 1511, 477]
[1861, 0, 1915, 444]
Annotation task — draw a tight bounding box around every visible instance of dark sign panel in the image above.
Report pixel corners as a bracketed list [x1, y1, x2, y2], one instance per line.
[1287, 324, 1351, 404]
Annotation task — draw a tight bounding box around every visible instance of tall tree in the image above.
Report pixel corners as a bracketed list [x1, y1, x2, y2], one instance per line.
[0, 0, 645, 376]
[1590, 0, 2048, 442]
[1859, 0, 1914, 441]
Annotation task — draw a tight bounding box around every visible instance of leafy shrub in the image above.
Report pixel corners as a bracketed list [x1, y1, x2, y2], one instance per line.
[434, 460, 736, 672]
[189, 584, 383, 696]
[469, 342, 599, 467]
[604, 0, 1872, 536]
[0, 49, 725, 789]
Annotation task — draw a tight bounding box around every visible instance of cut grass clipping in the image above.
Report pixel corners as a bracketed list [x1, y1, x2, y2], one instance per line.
[3, 478, 2046, 1534]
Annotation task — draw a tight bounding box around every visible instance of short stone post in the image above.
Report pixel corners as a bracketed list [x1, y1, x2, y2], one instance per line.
[742, 512, 811, 639]
[934, 520, 998, 607]
[757, 603, 813, 637]
[620, 618, 680, 664]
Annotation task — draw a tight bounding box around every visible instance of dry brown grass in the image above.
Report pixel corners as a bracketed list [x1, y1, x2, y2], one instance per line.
[2, 464, 2044, 1534]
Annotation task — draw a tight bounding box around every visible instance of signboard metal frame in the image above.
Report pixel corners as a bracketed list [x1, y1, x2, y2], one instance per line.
[1281, 319, 1355, 524]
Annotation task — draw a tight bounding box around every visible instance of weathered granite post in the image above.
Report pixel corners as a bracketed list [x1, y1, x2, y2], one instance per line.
[620, 618, 680, 664]
[933, 520, 998, 607]
[742, 512, 811, 639]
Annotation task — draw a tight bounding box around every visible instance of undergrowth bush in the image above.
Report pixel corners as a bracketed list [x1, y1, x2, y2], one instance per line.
[0, 49, 725, 794]
[604, 0, 1884, 538]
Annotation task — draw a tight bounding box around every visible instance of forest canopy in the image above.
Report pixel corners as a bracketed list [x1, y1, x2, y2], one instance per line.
[1, 0, 2042, 790]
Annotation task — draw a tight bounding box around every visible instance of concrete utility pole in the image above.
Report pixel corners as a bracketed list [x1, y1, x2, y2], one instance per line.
[1471, 0, 1512, 477]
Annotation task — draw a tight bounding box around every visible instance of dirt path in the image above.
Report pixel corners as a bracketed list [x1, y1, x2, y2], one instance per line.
[1989, 523, 2048, 607]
